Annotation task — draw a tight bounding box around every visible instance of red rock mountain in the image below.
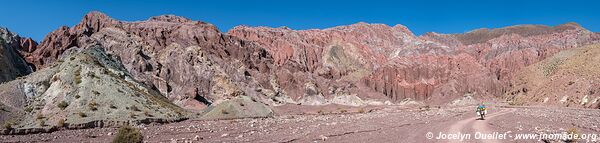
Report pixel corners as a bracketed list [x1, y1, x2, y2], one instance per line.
[230, 22, 600, 104]
[20, 12, 275, 110]
[17, 11, 600, 109]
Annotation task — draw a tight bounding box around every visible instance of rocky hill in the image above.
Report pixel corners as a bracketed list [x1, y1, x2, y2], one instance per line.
[506, 44, 600, 108]
[18, 12, 276, 111]
[0, 28, 33, 83]
[0, 47, 187, 134]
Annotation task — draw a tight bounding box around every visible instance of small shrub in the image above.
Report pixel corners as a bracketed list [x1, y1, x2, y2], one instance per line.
[358, 108, 365, 113]
[74, 67, 82, 84]
[88, 72, 100, 79]
[112, 125, 143, 143]
[36, 114, 45, 119]
[175, 110, 183, 116]
[75, 94, 81, 99]
[57, 119, 66, 127]
[130, 105, 140, 112]
[74, 76, 82, 84]
[143, 111, 153, 117]
[78, 112, 87, 117]
[92, 90, 100, 95]
[340, 109, 347, 113]
[3, 122, 13, 130]
[39, 120, 46, 127]
[88, 101, 98, 111]
[24, 107, 33, 112]
[57, 101, 69, 110]
[419, 105, 431, 112]
[129, 112, 136, 118]
[317, 110, 324, 115]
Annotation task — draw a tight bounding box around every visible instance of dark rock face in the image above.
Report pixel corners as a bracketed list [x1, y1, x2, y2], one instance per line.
[0, 27, 32, 83]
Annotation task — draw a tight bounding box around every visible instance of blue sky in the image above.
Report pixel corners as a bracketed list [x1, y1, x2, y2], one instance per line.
[1, 0, 598, 41]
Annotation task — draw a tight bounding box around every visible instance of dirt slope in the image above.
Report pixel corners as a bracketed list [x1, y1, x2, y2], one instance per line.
[506, 44, 600, 108]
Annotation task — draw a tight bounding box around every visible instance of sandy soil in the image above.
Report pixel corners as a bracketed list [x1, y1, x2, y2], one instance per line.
[1, 105, 599, 143]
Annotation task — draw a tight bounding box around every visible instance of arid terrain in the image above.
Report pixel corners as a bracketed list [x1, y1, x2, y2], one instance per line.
[2, 104, 599, 143]
[1, 11, 600, 143]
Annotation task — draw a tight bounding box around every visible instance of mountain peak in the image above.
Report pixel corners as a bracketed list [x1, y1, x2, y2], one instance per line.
[75, 11, 118, 35]
[82, 11, 113, 22]
[555, 22, 584, 30]
[148, 14, 194, 23]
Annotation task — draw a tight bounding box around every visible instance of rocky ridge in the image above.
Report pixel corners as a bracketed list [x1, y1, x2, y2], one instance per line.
[5, 11, 600, 110]
[230, 22, 600, 104]
[0, 47, 187, 134]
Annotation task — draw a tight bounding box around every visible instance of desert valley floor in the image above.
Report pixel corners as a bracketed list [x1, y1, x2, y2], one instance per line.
[2, 103, 599, 143]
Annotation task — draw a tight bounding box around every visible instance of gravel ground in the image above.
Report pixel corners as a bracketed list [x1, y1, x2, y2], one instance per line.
[1, 105, 599, 143]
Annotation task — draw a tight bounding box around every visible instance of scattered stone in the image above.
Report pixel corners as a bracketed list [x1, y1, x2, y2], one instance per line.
[320, 135, 328, 141]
